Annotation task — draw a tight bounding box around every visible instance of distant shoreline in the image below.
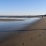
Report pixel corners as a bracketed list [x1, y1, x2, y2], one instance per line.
[0, 17, 40, 21]
[0, 19, 24, 21]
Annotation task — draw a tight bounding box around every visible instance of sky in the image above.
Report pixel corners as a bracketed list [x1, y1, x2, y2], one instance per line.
[0, 0, 46, 15]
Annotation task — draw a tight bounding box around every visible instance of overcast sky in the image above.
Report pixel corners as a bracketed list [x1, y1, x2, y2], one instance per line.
[0, 0, 46, 15]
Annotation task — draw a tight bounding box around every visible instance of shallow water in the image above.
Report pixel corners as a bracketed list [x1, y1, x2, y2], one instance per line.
[0, 18, 40, 31]
[0, 17, 41, 43]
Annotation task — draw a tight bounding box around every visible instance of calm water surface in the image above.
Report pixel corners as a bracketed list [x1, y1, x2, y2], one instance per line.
[0, 18, 40, 31]
[0, 18, 41, 42]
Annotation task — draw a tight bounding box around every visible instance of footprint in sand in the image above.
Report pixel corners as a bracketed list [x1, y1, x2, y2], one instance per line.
[39, 35, 41, 36]
[43, 32, 44, 33]
[31, 38, 32, 40]
[22, 43, 24, 45]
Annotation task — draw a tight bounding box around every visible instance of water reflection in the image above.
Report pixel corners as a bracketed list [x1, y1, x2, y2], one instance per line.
[0, 18, 41, 43]
[0, 18, 40, 31]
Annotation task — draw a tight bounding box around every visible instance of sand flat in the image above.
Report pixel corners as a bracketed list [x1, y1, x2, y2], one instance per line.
[0, 17, 46, 46]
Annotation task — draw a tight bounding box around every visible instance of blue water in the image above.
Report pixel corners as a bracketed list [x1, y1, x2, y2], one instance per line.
[0, 18, 41, 31]
[0, 18, 41, 41]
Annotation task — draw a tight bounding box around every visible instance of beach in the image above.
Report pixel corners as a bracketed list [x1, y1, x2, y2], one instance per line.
[0, 17, 46, 46]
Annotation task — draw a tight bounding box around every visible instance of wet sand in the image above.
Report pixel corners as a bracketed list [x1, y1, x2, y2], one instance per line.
[0, 17, 46, 46]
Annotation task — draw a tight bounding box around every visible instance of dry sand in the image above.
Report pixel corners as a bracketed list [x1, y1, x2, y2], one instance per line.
[0, 17, 46, 46]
